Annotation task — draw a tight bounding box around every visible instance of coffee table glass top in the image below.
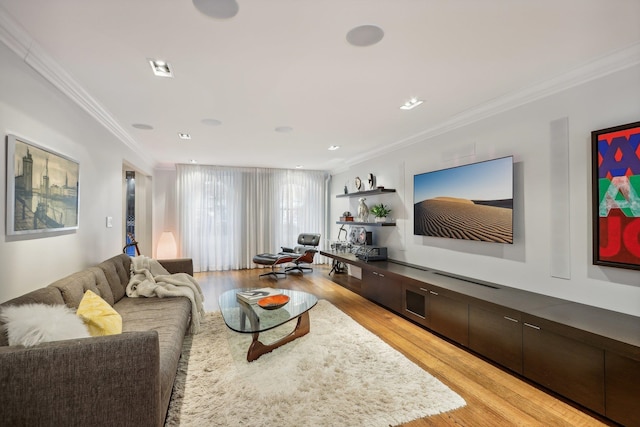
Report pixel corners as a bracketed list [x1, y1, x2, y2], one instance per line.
[219, 288, 318, 333]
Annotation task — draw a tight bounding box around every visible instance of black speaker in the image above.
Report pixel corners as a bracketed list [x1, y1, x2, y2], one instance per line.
[365, 231, 372, 245]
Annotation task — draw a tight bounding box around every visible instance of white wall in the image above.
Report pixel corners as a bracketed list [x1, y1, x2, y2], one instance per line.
[0, 43, 153, 303]
[330, 64, 640, 316]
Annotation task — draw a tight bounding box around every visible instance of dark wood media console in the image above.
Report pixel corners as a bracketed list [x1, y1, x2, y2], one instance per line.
[321, 250, 640, 426]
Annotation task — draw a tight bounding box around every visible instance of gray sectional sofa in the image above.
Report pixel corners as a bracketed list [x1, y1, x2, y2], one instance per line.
[0, 253, 196, 427]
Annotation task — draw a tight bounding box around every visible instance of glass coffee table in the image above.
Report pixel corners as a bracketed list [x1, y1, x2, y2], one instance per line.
[219, 288, 318, 361]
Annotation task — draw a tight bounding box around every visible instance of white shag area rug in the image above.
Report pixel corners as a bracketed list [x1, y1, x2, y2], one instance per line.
[165, 299, 465, 427]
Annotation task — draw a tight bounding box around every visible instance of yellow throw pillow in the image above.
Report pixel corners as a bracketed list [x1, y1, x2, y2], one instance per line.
[77, 290, 122, 336]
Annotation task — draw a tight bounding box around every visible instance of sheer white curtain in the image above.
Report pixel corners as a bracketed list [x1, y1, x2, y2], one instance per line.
[177, 164, 327, 272]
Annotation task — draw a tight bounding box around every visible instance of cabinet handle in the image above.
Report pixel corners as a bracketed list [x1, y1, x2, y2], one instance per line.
[405, 309, 426, 320]
[372, 272, 378, 276]
[379, 274, 385, 278]
[524, 322, 540, 330]
[503, 316, 519, 323]
[429, 291, 439, 296]
[419, 288, 429, 293]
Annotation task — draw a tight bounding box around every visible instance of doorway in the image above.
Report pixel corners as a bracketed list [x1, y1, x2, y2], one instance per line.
[124, 171, 138, 256]
[122, 165, 152, 256]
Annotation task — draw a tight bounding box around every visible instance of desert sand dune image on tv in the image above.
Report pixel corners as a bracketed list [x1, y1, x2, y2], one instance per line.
[414, 157, 513, 244]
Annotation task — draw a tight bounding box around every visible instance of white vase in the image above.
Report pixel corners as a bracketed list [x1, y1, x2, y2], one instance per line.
[357, 198, 369, 222]
[374, 216, 387, 223]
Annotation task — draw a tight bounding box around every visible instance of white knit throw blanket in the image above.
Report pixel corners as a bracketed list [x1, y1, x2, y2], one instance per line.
[126, 256, 205, 334]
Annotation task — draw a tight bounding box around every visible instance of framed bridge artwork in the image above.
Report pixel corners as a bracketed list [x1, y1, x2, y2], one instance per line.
[592, 121, 640, 270]
[6, 134, 79, 236]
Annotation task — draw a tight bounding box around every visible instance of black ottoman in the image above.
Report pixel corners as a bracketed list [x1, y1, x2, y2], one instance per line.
[252, 253, 296, 278]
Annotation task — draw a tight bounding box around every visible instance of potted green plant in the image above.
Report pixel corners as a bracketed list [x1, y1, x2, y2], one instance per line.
[370, 203, 391, 223]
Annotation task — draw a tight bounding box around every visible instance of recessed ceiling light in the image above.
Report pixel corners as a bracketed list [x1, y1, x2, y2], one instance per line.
[275, 126, 293, 133]
[201, 118, 222, 126]
[178, 133, 191, 140]
[193, 0, 239, 19]
[295, 165, 303, 169]
[400, 98, 424, 110]
[328, 145, 340, 151]
[346, 25, 384, 47]
[132, 123, 154, 130]
[149, 59, 173, 78]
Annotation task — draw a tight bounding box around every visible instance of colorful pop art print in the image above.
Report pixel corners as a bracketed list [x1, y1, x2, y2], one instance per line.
[592, 121, 640, 270]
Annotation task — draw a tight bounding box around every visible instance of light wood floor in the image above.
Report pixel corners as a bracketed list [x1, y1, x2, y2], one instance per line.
[195, 265, 616, 427]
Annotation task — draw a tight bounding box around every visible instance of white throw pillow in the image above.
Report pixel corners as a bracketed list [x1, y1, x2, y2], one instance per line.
[0, 303, 90, 347]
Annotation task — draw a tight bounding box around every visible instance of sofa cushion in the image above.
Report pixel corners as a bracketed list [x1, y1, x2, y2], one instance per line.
[0, 303, 90, 346]
[77, 290, 122, 336]
[115, 296, 191, 421]
[96, 255, 131, 302]
[1, 287, 65, 307]
[48, 270, 102, 309]
[88, 266, 115, 306]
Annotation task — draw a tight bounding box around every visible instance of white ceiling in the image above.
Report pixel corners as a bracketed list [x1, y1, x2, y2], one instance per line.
[1, 0, 639, 171]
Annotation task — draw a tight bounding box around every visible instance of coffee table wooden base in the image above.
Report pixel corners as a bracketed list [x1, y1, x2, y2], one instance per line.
[246, 311, 310, 362]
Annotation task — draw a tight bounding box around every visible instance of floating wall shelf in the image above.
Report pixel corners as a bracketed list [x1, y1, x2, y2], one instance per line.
[336, 221, 396, 226]
[336, 188, 396, 198]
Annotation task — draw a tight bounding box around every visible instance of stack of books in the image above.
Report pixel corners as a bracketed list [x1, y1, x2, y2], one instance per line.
[236, 288, 282, 304]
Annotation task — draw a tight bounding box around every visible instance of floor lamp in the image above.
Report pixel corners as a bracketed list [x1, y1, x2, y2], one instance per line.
[157, 231, 177, 259]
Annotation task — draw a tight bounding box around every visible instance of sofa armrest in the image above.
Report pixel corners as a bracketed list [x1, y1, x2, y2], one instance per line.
[0, 331, 162, 427]
[158, 258, 193, 276]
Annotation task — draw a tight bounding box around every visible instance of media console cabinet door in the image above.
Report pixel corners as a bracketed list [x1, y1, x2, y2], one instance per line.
[428, 289, 469, 347]
[523, 319, 605, 415]
[362, 270, 402, 313]
[402, 280, 429, 327]
[605, 351, 640, 426]
[469, 305, 523, 374]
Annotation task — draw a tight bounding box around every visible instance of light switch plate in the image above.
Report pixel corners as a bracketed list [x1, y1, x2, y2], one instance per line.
[106, 216, 113, 228]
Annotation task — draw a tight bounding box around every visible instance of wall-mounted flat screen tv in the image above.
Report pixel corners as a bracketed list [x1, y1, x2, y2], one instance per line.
[414, 156, 513, 244]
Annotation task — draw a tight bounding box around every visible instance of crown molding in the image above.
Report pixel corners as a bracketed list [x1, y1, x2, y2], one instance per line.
[154, 163, 178, 172]
[0, 7, 30, 58]
[0, 8, 154, 171]
[345, 41, 640, 169]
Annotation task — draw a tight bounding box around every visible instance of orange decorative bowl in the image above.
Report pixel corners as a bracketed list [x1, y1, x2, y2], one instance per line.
[257, 294, 290, 310]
